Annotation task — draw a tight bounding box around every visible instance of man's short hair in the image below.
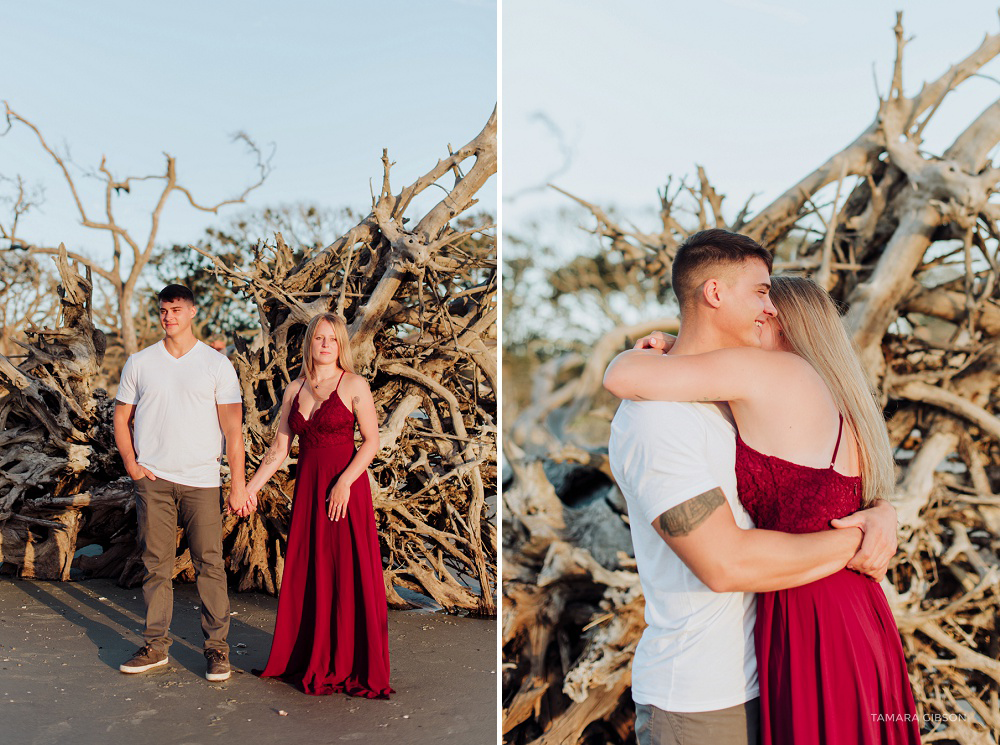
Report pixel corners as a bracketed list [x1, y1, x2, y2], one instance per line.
[157, 284, 195, 305]
[671, 229, 773, 314]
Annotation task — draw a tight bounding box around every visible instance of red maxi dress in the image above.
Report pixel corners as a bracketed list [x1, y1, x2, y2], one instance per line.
[258, 375, 394, 698]
[735, 415, 919, 744]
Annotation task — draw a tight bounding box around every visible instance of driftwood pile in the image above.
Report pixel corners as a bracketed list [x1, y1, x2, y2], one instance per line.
[503, 17, 1000, 744]
[0, 110, 497, 616]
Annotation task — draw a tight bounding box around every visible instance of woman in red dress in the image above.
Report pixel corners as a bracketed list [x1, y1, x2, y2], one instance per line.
[247, 312, 393, 698]
[605, 276, 919, 744]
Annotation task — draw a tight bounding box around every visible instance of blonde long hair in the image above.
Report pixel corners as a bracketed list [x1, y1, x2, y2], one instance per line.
[302, 313, 355, 381]
[769, 276, 894, 507]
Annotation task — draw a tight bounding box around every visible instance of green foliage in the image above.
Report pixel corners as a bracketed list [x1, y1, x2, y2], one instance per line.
[147, 203, 361, 341]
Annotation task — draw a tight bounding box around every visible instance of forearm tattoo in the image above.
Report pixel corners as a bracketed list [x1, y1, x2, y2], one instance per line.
[262, 445, 281, 466]
[658, 487, 726, 537]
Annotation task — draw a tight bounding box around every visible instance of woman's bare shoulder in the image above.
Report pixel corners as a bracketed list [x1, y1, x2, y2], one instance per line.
[749, 349, 825, 384]
[339, 371, 371, 393]
[765, 349, 813, 369]
[764, 351, 831, 403]
[282, 377, 307, 402]
[703, 346, 794, 369]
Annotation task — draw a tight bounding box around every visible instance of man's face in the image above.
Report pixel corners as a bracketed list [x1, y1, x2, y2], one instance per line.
[716, 259, 777, 348]
[159, 299, 196, 337]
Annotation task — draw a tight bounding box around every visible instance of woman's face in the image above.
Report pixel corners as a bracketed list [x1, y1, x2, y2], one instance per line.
[759, 316, 793, 353]
[311, 320, 340, 366]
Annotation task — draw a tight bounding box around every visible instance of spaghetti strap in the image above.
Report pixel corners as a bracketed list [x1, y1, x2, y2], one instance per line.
[830, 413, 845, 468]
[333, 370, 346, 392]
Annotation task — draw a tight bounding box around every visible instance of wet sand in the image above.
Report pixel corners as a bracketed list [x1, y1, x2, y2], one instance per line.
[0, 578, 496, 745]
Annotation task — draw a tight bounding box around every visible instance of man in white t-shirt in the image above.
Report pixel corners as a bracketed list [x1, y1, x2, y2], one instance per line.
[113, 284, 255, 683]
[604, 230, 898, 745]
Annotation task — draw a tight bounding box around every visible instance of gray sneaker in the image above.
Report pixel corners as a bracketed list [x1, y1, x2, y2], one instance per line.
[205, 649, 231, 682]
[120, 645, 168, 674]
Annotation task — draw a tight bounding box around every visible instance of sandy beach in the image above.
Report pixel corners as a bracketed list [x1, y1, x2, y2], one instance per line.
[0, 578, 496, 745]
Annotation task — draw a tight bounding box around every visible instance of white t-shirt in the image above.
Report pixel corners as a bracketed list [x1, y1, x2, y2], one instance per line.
[609, 399, 758, 712]
[116, 340, 243, 488]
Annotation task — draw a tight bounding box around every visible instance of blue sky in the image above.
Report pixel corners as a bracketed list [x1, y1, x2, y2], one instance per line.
[3, 0, 497, 258]
[503, 1, 1000, 238]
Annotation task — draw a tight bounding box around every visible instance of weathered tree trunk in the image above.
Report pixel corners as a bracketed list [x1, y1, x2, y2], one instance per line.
[0, 246, 114, 579]
[504, 17, 1000, 744]
[0, 110, 497, 617]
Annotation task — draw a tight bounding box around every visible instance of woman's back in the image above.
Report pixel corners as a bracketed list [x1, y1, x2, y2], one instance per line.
[734, 355, 921, 745]
[728, 350, 862, 479]
[736, 415, 861, 533]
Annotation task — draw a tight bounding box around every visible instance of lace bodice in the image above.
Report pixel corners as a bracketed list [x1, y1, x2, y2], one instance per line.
[288, 375, 356, 449]
[735, 416, 861, 533]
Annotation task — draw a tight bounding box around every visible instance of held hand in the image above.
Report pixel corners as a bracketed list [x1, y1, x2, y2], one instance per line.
[245, 484, 259, 511]
[327, 479, 351, 522]
[127, 463, 157, 481]
[633, 331, 676, 353]
[831, 500, 898, 581]
[227, 484, 256, 517]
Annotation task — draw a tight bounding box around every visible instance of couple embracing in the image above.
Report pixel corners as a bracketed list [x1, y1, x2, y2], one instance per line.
[112, 284, 393, 698]
[605, 230, 920, 744]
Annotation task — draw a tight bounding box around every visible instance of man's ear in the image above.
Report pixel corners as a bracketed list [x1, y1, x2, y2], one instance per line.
[702, 278, 724, 309]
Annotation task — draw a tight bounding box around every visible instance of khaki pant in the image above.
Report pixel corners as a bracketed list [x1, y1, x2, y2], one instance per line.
[134, 477, 230, 654]
[635, 698, 760, 745]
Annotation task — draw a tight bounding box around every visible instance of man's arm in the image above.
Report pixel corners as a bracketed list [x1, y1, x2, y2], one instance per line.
[655, 487, 864, 593]
[113, 402, 156, 481]
[217, 402, 252, 516]
[832, 499, 898, 581]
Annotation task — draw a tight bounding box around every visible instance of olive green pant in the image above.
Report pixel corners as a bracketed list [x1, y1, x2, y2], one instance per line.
[134, 477, 230, 654]
[635, 698, 760, 745]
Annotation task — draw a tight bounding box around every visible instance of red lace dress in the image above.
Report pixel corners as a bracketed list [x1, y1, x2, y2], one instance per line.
[736, 416, 919, 744]
[258, 374, 394, 698]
